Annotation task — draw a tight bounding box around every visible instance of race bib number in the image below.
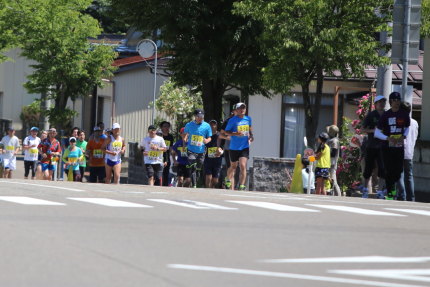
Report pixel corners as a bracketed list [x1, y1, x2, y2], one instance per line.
[6, 145, 14, 153]
[238, 125, 250, 136]
[191, 135, 204, 147]
[112, 141, 122, 151]
[165, 140, 171, 148]
[178, 147, 187, 157]
[29, 148, 38, 155]
[148, 150, 162, 161]
[93, 149, 103, 158]
[389, 134, 404, 148]
[207, 147, 217, 158]
[69, 158, 78, 165]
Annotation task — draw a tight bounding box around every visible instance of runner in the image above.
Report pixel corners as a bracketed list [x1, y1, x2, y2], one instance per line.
[172, 128, 191, 187]
[159, 121, 174, 186]
[224, 103, 254, 190]
[102, 123, 125, 184]
[22, 127, 41, 180]
[315, 132, 331, 195]
[219, 110, 236, 188]
[61, 127, 80, 180]
[326, 125, 341, 196]
[35, 130, 48, 180]
[76, 130, 87, 182]
[375, 92, 411, 200]
[38, 128, 62, 180]
[140, 125, 167, 186]
[204, 120, 223, 188]
[86, 126, 106, 183]
[183, 109, 212, 188]
[62, 137, 83, 182]
[0, 127, 20, 178]
[361, 95, 386, 198]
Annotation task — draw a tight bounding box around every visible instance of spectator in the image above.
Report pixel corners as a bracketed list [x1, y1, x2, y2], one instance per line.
[315, 132, 330, 195]
[396, 102, 419, 201]
[326, 125, 341, 196]
[375, 92, 410, 200]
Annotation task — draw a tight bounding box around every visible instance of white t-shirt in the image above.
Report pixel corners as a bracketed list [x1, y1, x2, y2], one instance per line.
[0, 135, 20, 160]
[302, 168, 315, 190]
[140, 135, 166, 165]
[23, 136, 41, 161]
[404, 118, 419, 160]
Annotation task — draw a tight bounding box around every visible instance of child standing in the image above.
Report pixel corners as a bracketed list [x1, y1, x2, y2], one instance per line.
[315, 132, 331, 195]
[301, 158, 315, 194]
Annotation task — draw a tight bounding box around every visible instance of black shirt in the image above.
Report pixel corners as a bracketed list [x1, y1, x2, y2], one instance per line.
[162, 134, 174, 164]
[362, 110, 383, 149]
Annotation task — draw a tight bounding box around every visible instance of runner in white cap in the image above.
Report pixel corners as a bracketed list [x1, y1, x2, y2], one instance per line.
[102, 123, 125, 184]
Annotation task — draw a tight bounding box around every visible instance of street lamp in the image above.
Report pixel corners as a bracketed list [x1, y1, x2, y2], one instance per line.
[137, 39, 158, 124]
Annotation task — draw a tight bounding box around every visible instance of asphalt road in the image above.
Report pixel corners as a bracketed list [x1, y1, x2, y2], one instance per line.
[0, 179, 429, 287]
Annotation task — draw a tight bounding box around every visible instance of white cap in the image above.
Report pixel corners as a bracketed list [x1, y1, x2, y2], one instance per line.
[374, 95, 386, 103]
[234, 102, 246, 109]
[112, 123, 121, 129]
[69, 137, 77, 142]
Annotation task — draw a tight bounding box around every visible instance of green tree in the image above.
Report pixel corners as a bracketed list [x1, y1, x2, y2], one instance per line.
[155, 80, 203, 136]
[422, 0, 430, 36]
[235, 0, 391, 147]
[111, 0, 270, 123]
[85, 0, 129, 34]
[5, 0, 117, 131]
[0, 2, 19, 62]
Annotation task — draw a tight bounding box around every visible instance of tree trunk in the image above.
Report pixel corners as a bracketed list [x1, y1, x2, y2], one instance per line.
[201, 79, 224, 124]
[303, 68, 324, 149]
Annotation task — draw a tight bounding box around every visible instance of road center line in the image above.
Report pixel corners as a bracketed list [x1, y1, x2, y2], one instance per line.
[385, 208, 430, 216]
[0, 180, 85, 192]
[227, 201, 319, 212]
[68, 198, 153, 208]
[0, 196, 65, 206]
[306, 204, 405, 216]
[168, 264, 424, 287]
[260, 256, 430, 264]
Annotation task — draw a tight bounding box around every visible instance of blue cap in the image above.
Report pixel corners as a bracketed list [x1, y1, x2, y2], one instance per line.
[30, 127, 39, 131]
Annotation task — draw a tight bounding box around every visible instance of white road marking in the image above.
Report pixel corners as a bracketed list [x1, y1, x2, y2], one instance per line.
[261, 256, 430, 264]
[306, 204, 405, 216]
[168, 264, 425, 287]
[385, 208, 430, 216]
[0, 180, 84, 192]
[68, 198, 153, 208]
[148, 199, 237, 210]
[329, 269, 430, 283]
[227, 201, 319, 212]
[0, 196, 65, 206]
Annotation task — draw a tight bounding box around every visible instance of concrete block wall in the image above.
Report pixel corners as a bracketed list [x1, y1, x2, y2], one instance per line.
[250, 157, 295, 192]
[413, 140, 430, 201]
[127, 142, 148, 185]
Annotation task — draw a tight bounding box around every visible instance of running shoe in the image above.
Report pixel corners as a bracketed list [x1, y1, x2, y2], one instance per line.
[238, 185, 246, 191]
[376, 190, 386, 199]
[361, 187, 369, 198]
[224, 180, 232, 189]
[386, 190, 396, 200]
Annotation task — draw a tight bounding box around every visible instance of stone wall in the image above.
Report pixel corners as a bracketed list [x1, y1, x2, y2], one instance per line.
[127, 142, 148, 185]
[413, 140, 430, 202]
[250, 157, 295, 192]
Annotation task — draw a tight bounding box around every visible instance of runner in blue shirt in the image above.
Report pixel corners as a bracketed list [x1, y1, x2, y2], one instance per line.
[224, 103, 254, 190]
[183, 109, 212, 187]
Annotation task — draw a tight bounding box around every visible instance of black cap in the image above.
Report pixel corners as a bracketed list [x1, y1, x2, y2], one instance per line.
[148, 125, 157, 131]
[194, 109, 204, 116]
[389, 92, 401, 101]
[318, 132, 329, 141]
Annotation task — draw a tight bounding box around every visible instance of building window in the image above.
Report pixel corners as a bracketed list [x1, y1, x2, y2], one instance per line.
[281, 93, 337, 158]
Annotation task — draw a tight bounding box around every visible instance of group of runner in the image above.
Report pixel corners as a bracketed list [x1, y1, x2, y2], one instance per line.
[0, 122, 126, 184]
[141, 102, 253, 190]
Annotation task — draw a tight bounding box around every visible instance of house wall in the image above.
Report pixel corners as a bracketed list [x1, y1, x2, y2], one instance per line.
[248, 94, 283, 162]
[111, 67, 168, 155]
[0, 49, 40, 136]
